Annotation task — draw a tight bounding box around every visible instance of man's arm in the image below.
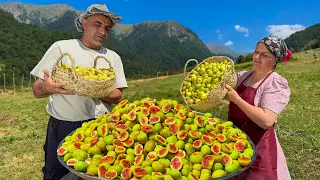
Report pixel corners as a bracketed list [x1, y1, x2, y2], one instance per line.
[100, 88, 123, 104]
[32, 69, 74, 98]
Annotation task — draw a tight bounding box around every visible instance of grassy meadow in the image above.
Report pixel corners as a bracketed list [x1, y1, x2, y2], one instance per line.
[0, 49, 320, 179]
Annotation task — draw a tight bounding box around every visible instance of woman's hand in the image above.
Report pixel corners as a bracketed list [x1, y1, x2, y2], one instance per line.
[225, 84, 240, 103]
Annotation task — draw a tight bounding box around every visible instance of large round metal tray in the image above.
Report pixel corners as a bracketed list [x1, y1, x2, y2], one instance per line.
[57, 122, 257, 180]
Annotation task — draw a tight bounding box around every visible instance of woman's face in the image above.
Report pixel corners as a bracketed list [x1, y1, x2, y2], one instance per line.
[252, 43, 276, 72]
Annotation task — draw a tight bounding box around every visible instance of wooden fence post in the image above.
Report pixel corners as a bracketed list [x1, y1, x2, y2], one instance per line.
[3, 73, 6, 92]
[28, 74, 32, 90]
[13, 72, 15, 92]
[21, 74, 24, 90]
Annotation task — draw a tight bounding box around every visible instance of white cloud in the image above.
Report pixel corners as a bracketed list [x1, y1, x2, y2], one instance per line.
[266, 24, 306, 39]
[235, 25, 249, 37]
[216, 29, 220, 33]
[224, 41, 233, 46]
[218, 34, 223, 39]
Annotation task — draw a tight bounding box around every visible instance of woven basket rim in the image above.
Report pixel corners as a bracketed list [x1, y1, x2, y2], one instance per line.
[180, 56, 236, 111]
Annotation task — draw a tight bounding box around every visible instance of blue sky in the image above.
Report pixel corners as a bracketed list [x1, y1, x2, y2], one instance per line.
[1, 0, 319, 53]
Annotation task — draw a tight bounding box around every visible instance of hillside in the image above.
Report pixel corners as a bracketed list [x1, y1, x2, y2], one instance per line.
[0, 9, 79, 83]
[0, 2, 80, 25]
[0, 8, 213, 86]
[285, 23, 320, 52]
[206, 43, 239, 60]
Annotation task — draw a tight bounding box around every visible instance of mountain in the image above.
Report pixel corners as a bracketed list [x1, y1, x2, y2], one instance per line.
[108, 21, 213, 75]
[0, 9, 78, 85]
[0, 5, 213, 80]
[285, 23, 320, 52]
[206, 43, 239, 60]
[43, 10, 80, 33]
[0, 2, 80, 25]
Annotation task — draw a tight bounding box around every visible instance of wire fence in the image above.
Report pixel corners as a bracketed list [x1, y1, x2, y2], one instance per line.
[0, 68, 187, 93]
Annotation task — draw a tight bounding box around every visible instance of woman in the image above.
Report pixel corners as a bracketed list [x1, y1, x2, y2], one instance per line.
[226, 35, 291, 179]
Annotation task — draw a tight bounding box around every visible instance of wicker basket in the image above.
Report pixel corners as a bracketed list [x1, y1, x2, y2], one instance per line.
[180, 56, 237, 111]
[52, 52, 116, 98]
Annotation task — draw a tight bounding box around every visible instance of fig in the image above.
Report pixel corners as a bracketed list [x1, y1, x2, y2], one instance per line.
[134, 144, 144, 155]
[202, 155, 214, 169]
[128, 110, 137, 121]
[169, 124, 179, 135]
[158, 147, 169, 158]
[133, 166, 148, 178]
[243, 148, 254, 158]
[66, 158, 78, 166]
[190, 152, 204, 164]
[155, 135, 167, 146]
[222, 154, 232, 165]
[121, 168, 132, 180]
[212, 170, 226, 178]
[111, 114, 120, 122]
[164, 117, 176, 125]
[141, 124, 154, 133]
[115, 146, 126, 154]
[177, 112, 187, 120]
[188, 131, 199, 139]
[201, 135, 213, 145]
[174, 104, 183, 111]
[120, 159, 131, 169]
[152, 161, 166, 172]
[170, 157, 183, 170]
[105, 170, 117, 179]
[194, 116, 204, 127]
[144, 140, 156, 152]
[193, 140, 202, 150]
[147, 151, 158, 160]
[149, 116, 161, 124]
[139, 116, 148, 125]
[115, 123, 128, 132]
[118, 99, 128, 108]
[100, 155, 116, 164]
[134, 154, 144, 165]
[175, 149, 186, 158]
[234, 140, 247, 152]
[113, 139, 124, 147]
[75, 133, 85, 141]
[57, 147, 68, 156]
[141, 107, 150, 116]
[118, 131, 129, 142]
[167, 143, 178, 153]
[162, 104, 171, 113]
[123, 139, 134, 148]
[238, 157, 252, 166]
[217, 134, 227, 143]
[211, 143, 221, 154]
[221, 143, 233, 154]
[149, 106, 161, 114]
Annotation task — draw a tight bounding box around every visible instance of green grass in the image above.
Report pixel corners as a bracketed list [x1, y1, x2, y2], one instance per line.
[1, 52, 320, 179]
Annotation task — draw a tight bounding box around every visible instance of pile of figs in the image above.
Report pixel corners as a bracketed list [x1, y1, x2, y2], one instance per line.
[57, 98, 255, 179]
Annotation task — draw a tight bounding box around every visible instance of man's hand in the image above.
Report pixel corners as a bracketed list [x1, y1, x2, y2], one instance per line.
[32, 69, 74, 98]
[42, 69, 74, 95]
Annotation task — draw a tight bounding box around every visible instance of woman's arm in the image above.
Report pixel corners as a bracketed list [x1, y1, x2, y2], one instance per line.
[226, 84, 278, 129]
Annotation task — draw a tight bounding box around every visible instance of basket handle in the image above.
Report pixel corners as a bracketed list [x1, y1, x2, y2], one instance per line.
[94, 56, 113, 71]
[184, 59, 199, 77]
[55, 52, 76, 67]
[54, 52, 77, 80]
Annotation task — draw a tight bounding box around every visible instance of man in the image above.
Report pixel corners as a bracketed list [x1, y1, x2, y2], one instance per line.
[30, 4, 127, 180]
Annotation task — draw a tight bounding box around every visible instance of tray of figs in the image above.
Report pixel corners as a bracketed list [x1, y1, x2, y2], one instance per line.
[57, 97, 257, 180]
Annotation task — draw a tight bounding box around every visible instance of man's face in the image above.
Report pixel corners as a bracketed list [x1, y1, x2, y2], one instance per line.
[82, 14, 112, 50]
